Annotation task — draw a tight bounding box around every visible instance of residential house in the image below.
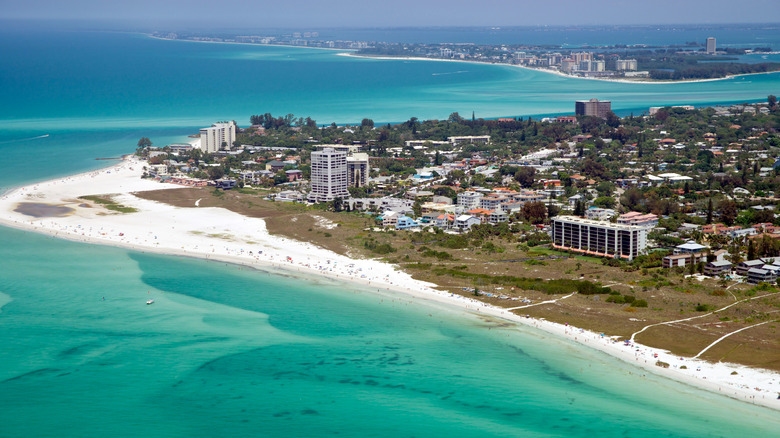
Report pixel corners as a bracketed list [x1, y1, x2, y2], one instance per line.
[673, 241, 708, 255]
[454, 215, 481, 232]
[735, 260, 766, 276]
[703, 260, 732, 277]
[585, 207, 616, 221]
[488, 210, 508, 224]
[663, 252, 708, 268]
[747, 268, 776, 284]
[618, 212, 659, 228]
[395, 215, 420, 230]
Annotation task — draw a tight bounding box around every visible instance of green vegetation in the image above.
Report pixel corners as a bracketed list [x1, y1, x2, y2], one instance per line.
[429, 268, 611, 295]
[79, 195, 138, 213]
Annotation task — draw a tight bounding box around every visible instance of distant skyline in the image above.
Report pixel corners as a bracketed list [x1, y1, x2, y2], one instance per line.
[2, 0, 779, 29]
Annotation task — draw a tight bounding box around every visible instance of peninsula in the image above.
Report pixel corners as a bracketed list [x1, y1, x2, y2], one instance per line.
[151, 26, 780, 82]
[2, 101, 780, 410]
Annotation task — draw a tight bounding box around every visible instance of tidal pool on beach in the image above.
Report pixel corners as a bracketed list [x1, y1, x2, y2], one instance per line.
[14, 202, 74, 218]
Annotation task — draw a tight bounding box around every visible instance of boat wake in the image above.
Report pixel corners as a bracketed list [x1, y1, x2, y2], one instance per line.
[432, 70, 468, 76]
[0, 134, 49, 145]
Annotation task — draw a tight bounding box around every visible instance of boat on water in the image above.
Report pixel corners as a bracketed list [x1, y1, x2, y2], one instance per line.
[146, 299, 154, 305]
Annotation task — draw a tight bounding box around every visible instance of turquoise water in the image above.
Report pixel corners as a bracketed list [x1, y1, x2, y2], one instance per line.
[2, 28, 780, 436]
[2, 227, 779, 437]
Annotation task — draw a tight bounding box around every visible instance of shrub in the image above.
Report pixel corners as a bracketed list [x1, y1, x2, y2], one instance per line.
[656, 361, 670, 368]
[422, 249, 453, 260]
[711, 289, 727, 297]
[623, 295, 636, 304]
[633, 299, 648, 308]
[695, 303, 711, 312]
[606, 295, 625, 304]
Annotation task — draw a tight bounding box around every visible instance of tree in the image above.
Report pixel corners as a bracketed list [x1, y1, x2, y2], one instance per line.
[654, 108, 669, 122]
[412, 199, 422, 218]
[720, 199, 737, 226]
[747, 239, 756, 261]
[706, 198, 713, 224]
[605, 111, 620, 128]
[361, 118, 374, 129]
[137, 137, 152, 148]
[207, 166, 224, 180]
[574, 199, 585, 216]
[521, 201, 547, 224]
[514, 167, 536, 188]
[769, 95, 777, 109]
[547, 203, 560, 218]
[448, 112, 464, 123]
[620, 188, 644, 212]
[593, 196, 616, 209]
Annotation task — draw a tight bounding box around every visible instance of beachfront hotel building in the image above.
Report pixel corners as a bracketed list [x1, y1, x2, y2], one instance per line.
[575, 98, 612, 118]
[706, 37, 716, 55]
[308, 148, 349, 203]
[551, 216, 648, 261]
[199, 121, 237, 153]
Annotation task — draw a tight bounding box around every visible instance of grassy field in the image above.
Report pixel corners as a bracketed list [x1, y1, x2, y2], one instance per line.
[135, 187, 780, 370]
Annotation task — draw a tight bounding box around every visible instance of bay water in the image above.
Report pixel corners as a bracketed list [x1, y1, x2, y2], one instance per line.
[1, 26, 780, 437]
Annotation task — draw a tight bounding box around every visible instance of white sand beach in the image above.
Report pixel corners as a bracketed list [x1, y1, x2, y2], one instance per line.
[1, 156, 778, 411]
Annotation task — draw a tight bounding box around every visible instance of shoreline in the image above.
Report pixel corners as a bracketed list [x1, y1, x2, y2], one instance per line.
[341, 52, 780, 84]
[0, 156, 778, 412]
[145, 34, 780, 85]
[144, 34, 350, 53]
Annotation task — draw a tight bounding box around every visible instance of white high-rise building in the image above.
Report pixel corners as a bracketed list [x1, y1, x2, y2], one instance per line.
[347, 153, 369, 188]
[615, 59, 638, 71]
[199, 121, 237, 153]
[706, 37, 716, 55]
[308, 148, 349, 203]
[457, 191, 483, 210]
[551, 216, 648, 261]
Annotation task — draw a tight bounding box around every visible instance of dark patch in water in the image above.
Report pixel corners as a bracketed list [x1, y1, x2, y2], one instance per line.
[300, 409, 319, 415]
[2, 367, 61, 383]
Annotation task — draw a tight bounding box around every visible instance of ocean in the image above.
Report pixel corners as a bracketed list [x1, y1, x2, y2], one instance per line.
[1, 25, 780, 437]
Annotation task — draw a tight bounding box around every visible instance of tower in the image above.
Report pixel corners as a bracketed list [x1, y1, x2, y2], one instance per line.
[706, 37, 716, 55]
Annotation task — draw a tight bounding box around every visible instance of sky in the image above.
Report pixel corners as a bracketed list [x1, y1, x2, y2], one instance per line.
[1, 0, 779, 29]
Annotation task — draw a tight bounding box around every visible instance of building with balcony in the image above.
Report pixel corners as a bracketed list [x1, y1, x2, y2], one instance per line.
[308, 148, 349, 203]
[575, 98, 612, 118]
[551, 216, 648, 260]
[199, 121, 237, 153]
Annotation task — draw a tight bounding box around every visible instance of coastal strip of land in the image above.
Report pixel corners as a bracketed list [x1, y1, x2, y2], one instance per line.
[339, 52, 780, 85]
[0, 157, 779, 411]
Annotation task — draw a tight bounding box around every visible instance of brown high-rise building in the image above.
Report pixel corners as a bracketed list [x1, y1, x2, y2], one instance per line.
[575, 98, 612, 118]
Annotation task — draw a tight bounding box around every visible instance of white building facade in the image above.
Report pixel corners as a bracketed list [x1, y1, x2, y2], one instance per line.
[457, 191, 484, 210]
[308, 148, 349, 203]
[551, 216, 648, 261]
[199, 121, 237, 153]
[347, 153, 369, 188]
